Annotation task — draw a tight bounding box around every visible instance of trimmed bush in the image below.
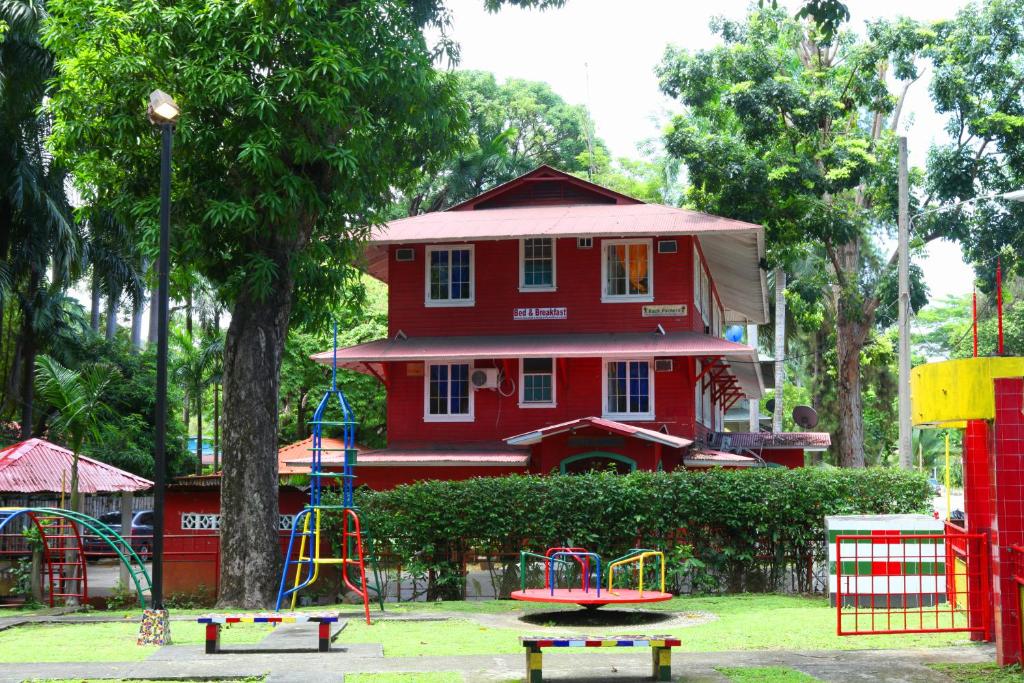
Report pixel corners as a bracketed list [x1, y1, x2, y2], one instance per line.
[323, 467, 932, 598]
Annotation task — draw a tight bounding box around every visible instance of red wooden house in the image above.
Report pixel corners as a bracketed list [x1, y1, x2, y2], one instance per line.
[311, 165, 824, 475]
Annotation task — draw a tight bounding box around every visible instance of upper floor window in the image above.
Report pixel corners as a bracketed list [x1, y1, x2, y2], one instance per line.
[424, 362, 473, 422]
[603, 359, 654, 420]
[520, 357, 556, 407]
[426, 245, 474, 307]
[520, 238, 556, 291]
[602, 239, 653, 303]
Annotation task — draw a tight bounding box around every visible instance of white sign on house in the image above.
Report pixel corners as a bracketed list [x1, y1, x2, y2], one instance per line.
[642, 304, 687, 317]
[514, 307, 568, 320]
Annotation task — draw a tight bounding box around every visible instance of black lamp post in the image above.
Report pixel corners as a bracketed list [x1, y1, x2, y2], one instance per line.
[147, 89, 179, 612]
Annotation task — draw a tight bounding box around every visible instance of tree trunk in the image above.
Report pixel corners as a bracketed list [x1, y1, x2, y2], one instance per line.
[773, 267, 786, 433]
[19, 284, 36, 439]
[147, 284, 158, 345]
[213, 382, 220, 472]
[130, 259, 146, 353]
[90, 273, 101, 334]
[105, 290, 118, 341]
[195, 392, 203, 476]
[218, 276, 293, 608]
[296, 390, 307, 441]
[835, 302, 868, 468]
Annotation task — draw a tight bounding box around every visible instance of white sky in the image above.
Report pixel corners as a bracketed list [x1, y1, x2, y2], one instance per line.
[442, 0, 978, 301]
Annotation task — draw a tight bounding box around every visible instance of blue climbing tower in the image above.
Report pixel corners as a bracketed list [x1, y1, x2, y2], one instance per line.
[275, 323, 374, 622]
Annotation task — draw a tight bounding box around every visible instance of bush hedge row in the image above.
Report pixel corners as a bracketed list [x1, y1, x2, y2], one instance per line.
[323, 467, 932, 599]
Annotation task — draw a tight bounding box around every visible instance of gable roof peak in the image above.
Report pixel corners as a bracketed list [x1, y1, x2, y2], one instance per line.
[448, 164, 644, 211]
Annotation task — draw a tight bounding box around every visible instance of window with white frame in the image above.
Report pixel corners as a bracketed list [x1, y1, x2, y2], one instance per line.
[602, 239, 653, 302]
[424, 362, 473, 421]
[700, 267, 710, 325]
[520, 238, 556, 290]
[426, 245, 474, 306]
[603, 359, 654, 420]
[519, 358, 556, 407]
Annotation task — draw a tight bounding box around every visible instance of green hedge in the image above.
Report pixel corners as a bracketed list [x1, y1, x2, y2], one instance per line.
[323, 467, 932, 599]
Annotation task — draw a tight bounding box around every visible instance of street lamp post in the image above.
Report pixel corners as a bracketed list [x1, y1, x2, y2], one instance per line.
[139, 89, 179, 646]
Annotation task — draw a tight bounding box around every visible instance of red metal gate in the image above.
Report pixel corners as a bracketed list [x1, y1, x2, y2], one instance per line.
[835, 525, 990, 637]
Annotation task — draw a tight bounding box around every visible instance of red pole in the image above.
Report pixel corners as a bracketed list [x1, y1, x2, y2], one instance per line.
[997, 258, 1004, 355]
[972, 286, 979, 357]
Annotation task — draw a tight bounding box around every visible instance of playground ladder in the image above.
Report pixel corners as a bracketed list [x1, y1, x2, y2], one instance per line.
[34, 514, 88, 606]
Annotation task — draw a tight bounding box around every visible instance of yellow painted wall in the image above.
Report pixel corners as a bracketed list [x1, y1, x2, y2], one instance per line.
[911, 357, 1024, 427]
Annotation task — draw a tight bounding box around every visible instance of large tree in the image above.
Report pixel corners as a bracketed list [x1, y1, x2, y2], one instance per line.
[45, 0, 563, 606]
[657, 7, 929, 466]
[396, 70, 604, 215]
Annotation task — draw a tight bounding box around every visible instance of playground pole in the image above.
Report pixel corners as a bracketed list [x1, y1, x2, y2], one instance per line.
[945, 432, 951, 521]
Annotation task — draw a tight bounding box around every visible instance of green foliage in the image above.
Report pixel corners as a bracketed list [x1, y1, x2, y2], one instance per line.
[396, 70, 606, 215]
[331, 468, 931, 597]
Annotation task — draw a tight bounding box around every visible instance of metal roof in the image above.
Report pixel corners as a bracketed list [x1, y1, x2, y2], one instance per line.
[715, 431, 832, 451]
[285, 443, 529, 468]
[683, 449, 759, 468]
[504, 416, 693, 449]
[276, 436, 352, 474]
[362, 203, 768, 324]
[312, 331, 763, 398]
[0, 438, 153, 494]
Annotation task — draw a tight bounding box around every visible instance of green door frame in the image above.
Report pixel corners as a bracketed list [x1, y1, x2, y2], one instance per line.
[559, 451, 638, 474]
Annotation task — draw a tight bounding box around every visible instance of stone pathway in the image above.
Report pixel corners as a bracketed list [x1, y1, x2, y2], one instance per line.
[0, 643, 996, 682]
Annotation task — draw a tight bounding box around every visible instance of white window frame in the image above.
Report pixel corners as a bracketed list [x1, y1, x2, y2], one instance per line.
[519, 238, 557, 292]
[518, 357, 557, 408]
[423, 361, 475, 422]
[601, 357, 655, 421]
[424, 245, 475, 307]
[694, 359, 705, 427]
[601, 238, 654, 303]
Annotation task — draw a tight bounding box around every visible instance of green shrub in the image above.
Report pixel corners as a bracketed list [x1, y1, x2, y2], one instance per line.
[322, 468, 930, 597]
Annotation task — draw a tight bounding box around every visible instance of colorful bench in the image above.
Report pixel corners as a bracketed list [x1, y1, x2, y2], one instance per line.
[197, 613, 339, 653]
[520, 635, 680, 681]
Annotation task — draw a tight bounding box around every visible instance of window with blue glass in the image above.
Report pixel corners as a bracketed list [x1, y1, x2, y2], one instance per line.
[520, 238, 555, 290]
[426, 246, 474, 306]
[425, 362, 472, 420]
[604, 360, 653, 419]
[520, 358, 555, 406]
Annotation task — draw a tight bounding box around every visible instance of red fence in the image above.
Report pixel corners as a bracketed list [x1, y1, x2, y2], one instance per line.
[836, 529, 989, 637]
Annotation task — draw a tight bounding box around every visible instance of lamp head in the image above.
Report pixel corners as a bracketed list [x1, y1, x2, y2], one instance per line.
[148, 90, 180, 125]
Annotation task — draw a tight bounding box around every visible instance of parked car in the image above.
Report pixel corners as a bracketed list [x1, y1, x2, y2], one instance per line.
[82, 510, 154, 561]
[927, 477, 943, 496]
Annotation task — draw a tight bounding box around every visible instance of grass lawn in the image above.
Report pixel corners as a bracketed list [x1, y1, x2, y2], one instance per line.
[929, 663, 1024, 681]
[717, 666, 821, 682]
[0, 621, 269, 662]
[336, 594, 980, 657]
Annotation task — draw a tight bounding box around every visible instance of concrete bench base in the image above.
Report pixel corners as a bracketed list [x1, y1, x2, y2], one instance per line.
[520, 636, 680, 681]
[197, 613, 339, 654]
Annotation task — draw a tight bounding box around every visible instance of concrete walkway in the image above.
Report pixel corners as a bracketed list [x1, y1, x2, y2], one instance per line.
[0, 643, 995, 682]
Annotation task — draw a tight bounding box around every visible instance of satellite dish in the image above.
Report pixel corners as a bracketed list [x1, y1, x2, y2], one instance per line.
[725, 325, 744, 343]
[765, 398, 775, 414]
[792, 405, 819, 429]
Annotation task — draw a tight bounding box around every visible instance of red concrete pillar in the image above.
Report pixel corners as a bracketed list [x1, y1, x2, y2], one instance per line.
[989, 378, 1024, 666]
[963, 419, 995, 642]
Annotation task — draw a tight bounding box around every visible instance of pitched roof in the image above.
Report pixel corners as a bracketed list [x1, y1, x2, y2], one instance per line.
[276, 436, 353, 475]
[504, 416, 694, 449]
[683, 449, 759, 468]
[313, 331, 763, 399]
[0, 438, 153, 494]
[285, 442, 529, 468]
[447, 165, 643, 210]
[714, 432, 832, 451]
[360, 165, 769, 324]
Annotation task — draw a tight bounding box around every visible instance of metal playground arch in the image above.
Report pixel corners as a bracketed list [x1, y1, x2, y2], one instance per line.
[0, 507, 152, 607]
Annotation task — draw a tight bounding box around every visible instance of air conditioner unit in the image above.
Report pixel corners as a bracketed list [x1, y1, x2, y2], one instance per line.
[470, 367, 499, 389]
[654, 359, 674, 372]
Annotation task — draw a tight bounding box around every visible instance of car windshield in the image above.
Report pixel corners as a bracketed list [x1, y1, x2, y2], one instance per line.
[135, 512, 154, 526]
[98, 512, 121, 524]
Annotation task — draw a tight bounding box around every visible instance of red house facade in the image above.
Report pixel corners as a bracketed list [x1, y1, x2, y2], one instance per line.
[314, 166, 818, 475]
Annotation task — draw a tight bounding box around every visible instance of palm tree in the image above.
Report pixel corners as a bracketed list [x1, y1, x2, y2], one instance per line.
[34, 355, 113, 512]
[173, 330, 222, 475]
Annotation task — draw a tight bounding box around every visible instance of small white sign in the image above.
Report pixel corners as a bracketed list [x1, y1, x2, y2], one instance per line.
[514, 307, 568, 320]
[642, 304, 687, 317]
